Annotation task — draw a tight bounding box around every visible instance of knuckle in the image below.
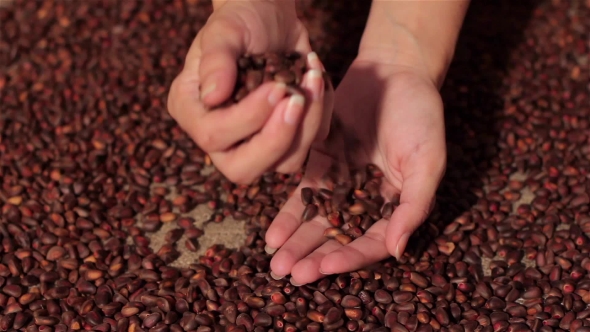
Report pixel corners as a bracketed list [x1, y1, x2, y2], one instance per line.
[266, 129, 296, 156]
[166, 78, 179, 118]
[215, 163, 249, 185]
[194, 129, 216, 151]
[215, 163, 237, 183]
[267, 140, 289, 157]
[276, 155, 306, 174]
[365, 232, 385, 245]
[275, 162, 300, 175]
[240, 104, 264, 127]
[201, 18, 242, 50]
[224, 170, 251, 185]
[223, 170, 240, 184]
[205, 18, 229, 33]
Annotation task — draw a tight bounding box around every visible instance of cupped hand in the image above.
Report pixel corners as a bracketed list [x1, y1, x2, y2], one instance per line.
[167, 1, 333, 184]
[264, 59, 447, 285]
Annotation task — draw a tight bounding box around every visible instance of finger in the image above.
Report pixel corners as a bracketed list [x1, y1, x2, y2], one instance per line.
[315, 72, 335, 143]
[183, 31, 203, 73]
[264, 149, 334, 252]
[304, 51, 334, 144]
[167, 67, 201, 125]
[292, 25, 313, 55]
[319, 219, 391, 274]
[274, 68, 323, 173]
[274, 52, 331, 174]
[268, 216, 331, 279]
[173, 80, 287, 152]
[288, 240, 342, 286]
[198, 19, 245, 107]
[167, 29, 204, 119]
[385, 165, 442, 259]
[211, 94, 305, 184]
[264, 187, 306, 254]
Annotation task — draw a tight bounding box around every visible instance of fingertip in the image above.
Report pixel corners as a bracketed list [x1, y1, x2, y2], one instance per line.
[385, 211, 402, 257]
[268, 82, 287, 106]
[265, 194, 306, 250]
[319, 251, 346, 274]
[284, 94, 305, 125]
[306, 52, 324, 71]
[301, 69, 324, 102]
[264, 245, 277, 255]
[199, 70, 235, 106]
[270, 248, 296, 277]
[270, 271, 284, 280]
[199, 50, 238, 106]
[265, 229, 285, 251]
[386, 242, 398, 259]
[290, 258, 319, 285]
[395, 232, 410, 260]
[199, 80, 216, 101]
[385, 205, 416, 258]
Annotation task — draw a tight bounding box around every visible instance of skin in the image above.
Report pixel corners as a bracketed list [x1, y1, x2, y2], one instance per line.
[265, 0, 471, 284]
[167, 0, 334, 185]
[168, 0, 471, 285]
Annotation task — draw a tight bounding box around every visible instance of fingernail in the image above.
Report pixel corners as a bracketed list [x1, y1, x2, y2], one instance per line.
[319, 268, 329, 275]
[395, 233, 410, 260]
[264, 245, 277, 255]
[302, 69, 322, 101]
[200, 83, 216, 100]
[284, 94, 305, 125]
[307, 52, 322, 70]
[268, 82, 287, 106]
[270, 271, 284, 280]
[289, 277, 303, 287]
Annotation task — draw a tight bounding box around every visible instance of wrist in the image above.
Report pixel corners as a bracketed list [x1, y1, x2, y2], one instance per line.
[357, 27, 445, 87]
[358, 1, 469, 89]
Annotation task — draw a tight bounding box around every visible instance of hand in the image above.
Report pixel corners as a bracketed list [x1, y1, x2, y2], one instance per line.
[167, 1, 333, 184]
[264, 59, 447, 285]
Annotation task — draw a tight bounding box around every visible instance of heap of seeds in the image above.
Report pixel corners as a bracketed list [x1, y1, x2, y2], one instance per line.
[0, 0, 589, 332]
[211, 52, 307, 109]
[300, 164, 399, 245]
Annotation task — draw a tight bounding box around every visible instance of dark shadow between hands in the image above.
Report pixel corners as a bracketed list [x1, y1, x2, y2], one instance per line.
[301, 0, 540, 270]
[406, 0, 540, 265]
[300, 0, 372, 87]
[410, 1, 539, 262]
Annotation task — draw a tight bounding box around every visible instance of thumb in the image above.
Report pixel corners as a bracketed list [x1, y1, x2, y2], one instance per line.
[385, 166, 441, 259]
[198, 18, 247, 107]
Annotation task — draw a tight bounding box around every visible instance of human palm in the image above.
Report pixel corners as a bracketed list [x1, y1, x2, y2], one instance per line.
[265, 60, 447, 285]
